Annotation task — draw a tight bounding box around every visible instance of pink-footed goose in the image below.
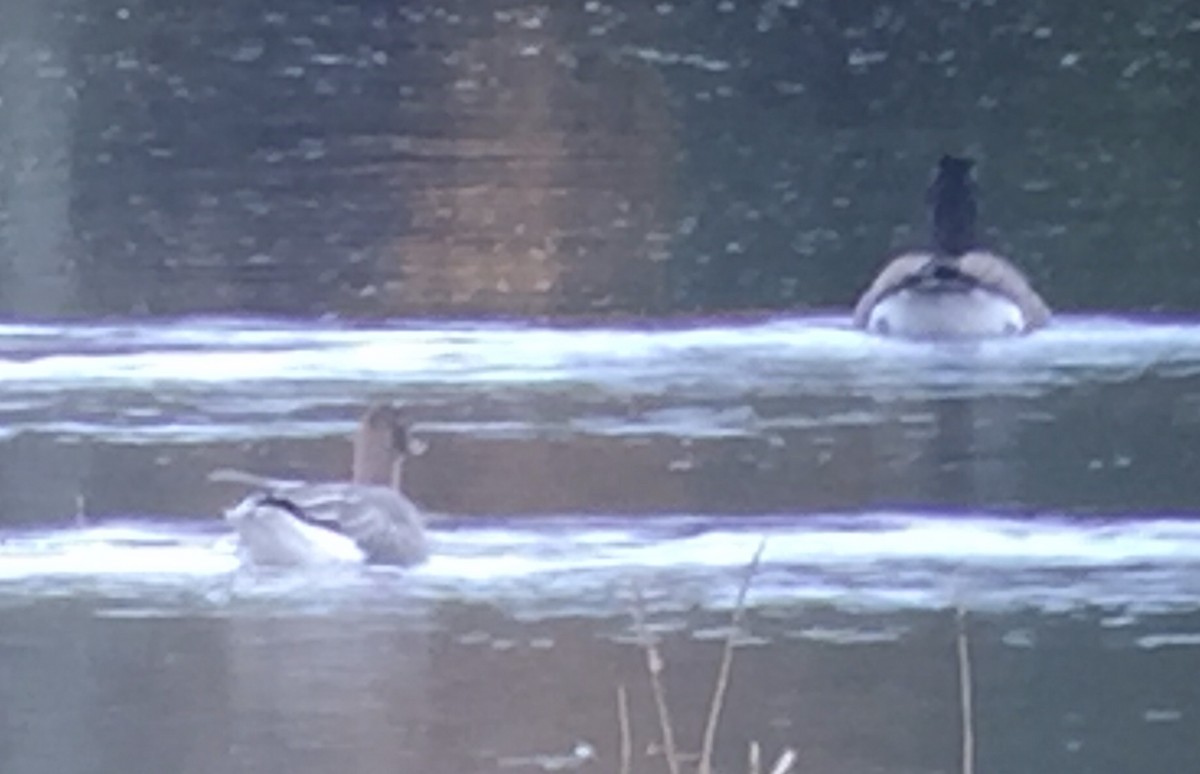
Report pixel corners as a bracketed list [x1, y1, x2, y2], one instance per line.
[211, 404, 427, 567]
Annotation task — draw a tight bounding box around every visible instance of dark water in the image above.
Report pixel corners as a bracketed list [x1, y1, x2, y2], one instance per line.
[3, 0, 1199, 318]
[3, 1, 1200, 773]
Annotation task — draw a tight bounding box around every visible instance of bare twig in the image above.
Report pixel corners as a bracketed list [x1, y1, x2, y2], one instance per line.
[698, 539, 768, 774]
[627, 541, 780, 774]
[631, 586, 682, 774]
[617, 684, 632, 774]
[956, 606, 975, 774]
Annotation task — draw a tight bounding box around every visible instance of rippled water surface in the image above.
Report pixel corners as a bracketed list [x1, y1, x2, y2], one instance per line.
[4, 0, 1200, 768]
[6, 510, 1200, 614]
[2, 315, 1200, 774]
[3, 511, 1200, 774]
[4, 314, 1200, 516]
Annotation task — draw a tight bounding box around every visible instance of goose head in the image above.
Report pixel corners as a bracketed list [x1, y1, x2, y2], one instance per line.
[353, 403, 419, 489]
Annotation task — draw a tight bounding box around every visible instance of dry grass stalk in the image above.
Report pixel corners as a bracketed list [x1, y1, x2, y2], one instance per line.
[748, 740, 798, 774]
[697, 539, 768, 774]
[765, 747, 797, 774]
[956, 606, 975, 774]
[617, 684, 632, 774]
[626, 540, 792, 774]
[631, 587, 683, 774]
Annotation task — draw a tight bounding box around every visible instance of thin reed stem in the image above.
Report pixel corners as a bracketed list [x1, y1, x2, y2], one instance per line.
[632, 587, 682, 774]
[617, 684, 632, 774]
[767, 748, 798, 774]
[698, 538, 768, 774]
[956, 606, 975, 774]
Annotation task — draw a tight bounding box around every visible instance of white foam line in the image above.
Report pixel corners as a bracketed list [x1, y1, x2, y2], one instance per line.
[0, 544, 240, 580]
[3, 315, 1200, 389]
[3, 514, 1200, 616]
[427, 515, 1200, 576]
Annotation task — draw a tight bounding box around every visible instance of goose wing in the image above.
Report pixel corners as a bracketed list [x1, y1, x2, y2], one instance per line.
[957, 251, 1051, 329]
[853, 251, 1051, 331]
[852, 253, 933, 328]
[273, 484, 428, 566]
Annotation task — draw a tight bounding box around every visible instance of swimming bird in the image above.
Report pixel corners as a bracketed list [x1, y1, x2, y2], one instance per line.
[211, 403, 428, 567]
[852, 155, 1051, 338]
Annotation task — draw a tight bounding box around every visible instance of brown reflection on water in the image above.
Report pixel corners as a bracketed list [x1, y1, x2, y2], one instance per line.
[372, 22, 677, 317]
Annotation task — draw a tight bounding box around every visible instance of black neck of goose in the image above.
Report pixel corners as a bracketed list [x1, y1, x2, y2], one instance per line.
[927, 156, 978, 258]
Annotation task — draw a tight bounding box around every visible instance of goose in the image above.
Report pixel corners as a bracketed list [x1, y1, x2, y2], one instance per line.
[211, 403, 428, 567]
[852, 155, 1051, 338]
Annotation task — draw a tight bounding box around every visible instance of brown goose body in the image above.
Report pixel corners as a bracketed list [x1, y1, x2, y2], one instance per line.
[213, 404, 428, 567]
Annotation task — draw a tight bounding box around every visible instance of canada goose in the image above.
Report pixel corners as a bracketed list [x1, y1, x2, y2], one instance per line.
[852, 155, 1051, 338]
[211, 404, 428, 567]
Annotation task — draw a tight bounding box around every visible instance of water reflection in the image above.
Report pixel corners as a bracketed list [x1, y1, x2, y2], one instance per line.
[1, 317, 1193, 771]
[2, 315, 1200, 522]
[2, 513, 1200, 774]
